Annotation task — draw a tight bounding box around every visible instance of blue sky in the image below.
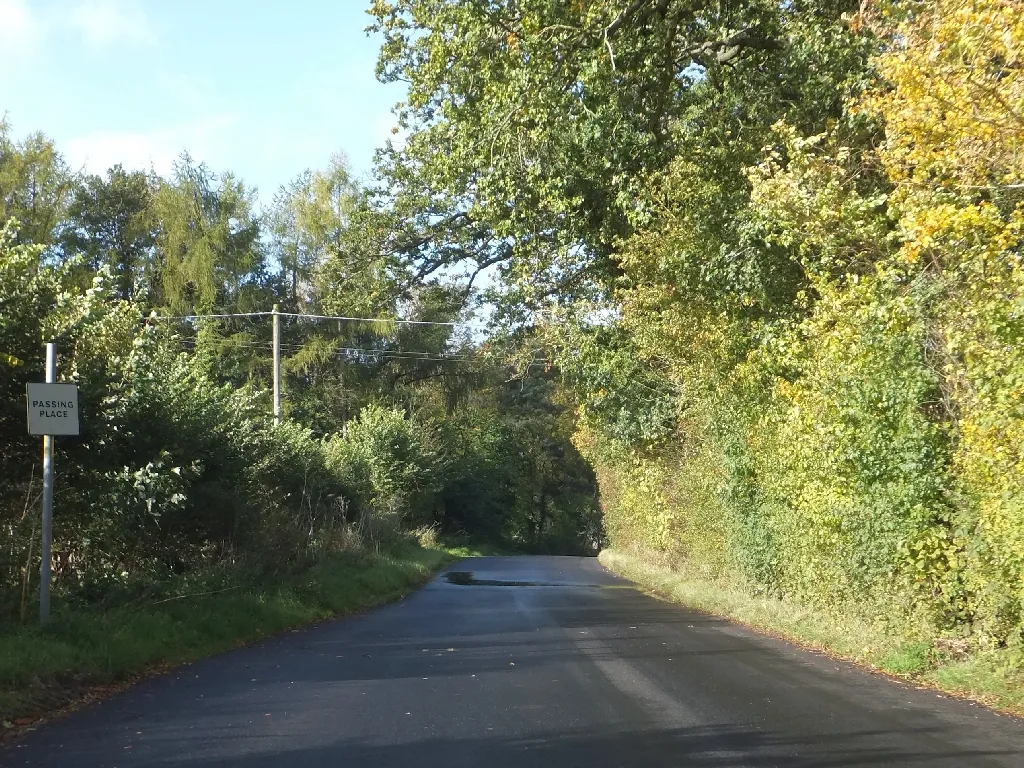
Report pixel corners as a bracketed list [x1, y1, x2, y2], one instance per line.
[0, 0, 403, 205]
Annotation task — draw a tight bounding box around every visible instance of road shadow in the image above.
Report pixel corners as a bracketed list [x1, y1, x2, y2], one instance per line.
[123, 723, 1021, 767]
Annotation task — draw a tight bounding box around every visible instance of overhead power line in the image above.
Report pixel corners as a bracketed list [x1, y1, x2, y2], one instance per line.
[150, 311, 274, 320]
[149, 311, 487, 328]
[186, 346, 487, 364]
[177, 337, 508, 363]
[179, 339, 546, 365]
[155, 307, 547, 421]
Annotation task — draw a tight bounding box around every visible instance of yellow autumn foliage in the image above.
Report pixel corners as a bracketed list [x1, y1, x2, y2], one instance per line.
[865, 0, 1024, 188]
[861, 0, 1024, 641]
[582, 0, 1024, 648]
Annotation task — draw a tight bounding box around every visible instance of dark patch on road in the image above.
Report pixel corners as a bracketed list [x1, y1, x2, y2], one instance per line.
[444, 570, 635, 589]
[445, 571, 548, 587]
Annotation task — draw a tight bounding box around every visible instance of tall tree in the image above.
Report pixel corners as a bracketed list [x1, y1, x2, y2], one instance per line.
[60, 165, 157, 301]
[268, 155, 364, 311]
[0, 121, 75, 248]
[368, 0, 870, 313]
[153, 155, 264, 313]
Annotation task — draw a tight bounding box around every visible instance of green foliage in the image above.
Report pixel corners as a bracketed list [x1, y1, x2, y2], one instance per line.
[879, 642, 933, 675]
[756, 273, 955, 619]
[59, 165, 157, 300]
[0, 247, 346, 611]
[0, 120, 74, 248]
[438, 377, 603, 554]
[153, 156, 264, 313]
[0, 125, 600, 626]
[546, 0, 1024, 665]
[368, 0, 872, 309]
[267, 155, 394, 314]
[557, 322, 679, 447]
[325, 404, 440, 526]
[357, 0, 1024, 668]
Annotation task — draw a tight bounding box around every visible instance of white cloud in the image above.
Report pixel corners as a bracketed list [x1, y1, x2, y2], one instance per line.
[64, 115, 238, 177]
[64, 0, 154, 50]
[0, 0, 39, 57]
[0, 0, 154, 66]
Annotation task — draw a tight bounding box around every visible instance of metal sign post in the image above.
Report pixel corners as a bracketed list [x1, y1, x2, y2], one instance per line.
[25, 343, 80, 623]
[40, 344, 55, 624]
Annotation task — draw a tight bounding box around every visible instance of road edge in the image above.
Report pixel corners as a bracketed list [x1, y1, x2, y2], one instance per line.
[1, 543, 461, 743]
[599, 548, 1024, 719]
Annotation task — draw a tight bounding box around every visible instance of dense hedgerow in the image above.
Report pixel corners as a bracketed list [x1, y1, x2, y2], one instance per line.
[0, 245, 346, 614]
[564, 0, 1024, 654]
[0, 222, 601, 620]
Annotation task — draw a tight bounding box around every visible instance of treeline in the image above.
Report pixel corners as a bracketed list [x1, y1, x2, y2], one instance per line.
[0, 123, 601, 620]
[7, 0, 1023, 660]
[366, 0, 1024, 656]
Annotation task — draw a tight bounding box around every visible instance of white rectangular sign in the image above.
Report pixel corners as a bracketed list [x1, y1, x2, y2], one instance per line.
[26, 383, 80, 436]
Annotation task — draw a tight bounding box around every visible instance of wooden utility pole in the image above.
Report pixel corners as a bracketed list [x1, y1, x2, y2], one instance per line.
[272, 304, 281, 424]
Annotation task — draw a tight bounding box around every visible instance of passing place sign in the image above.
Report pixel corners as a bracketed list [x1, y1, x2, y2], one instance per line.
[26, 383, 80, 436]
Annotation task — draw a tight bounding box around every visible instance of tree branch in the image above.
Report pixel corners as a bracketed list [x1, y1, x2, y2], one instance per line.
[462, 248, 512, 300]
[607, 0, 654, 37]
[684, 27, 783, 65]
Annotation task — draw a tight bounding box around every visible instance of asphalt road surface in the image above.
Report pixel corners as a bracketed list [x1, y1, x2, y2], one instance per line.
[5, 556, 1023, 767]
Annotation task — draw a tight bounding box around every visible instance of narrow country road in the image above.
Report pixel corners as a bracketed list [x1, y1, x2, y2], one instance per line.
[5, 556, 1022, 767]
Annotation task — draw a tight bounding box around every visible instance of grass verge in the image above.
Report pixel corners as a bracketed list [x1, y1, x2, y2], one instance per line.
[600, 548, 1024, 717]
[0, 540, 477, 728]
